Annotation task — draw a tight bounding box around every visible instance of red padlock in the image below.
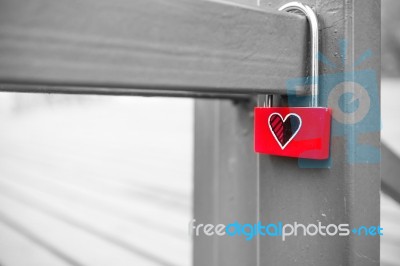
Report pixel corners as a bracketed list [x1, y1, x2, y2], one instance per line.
[254, 2, 331, 160]
[254, 107, 331, 159]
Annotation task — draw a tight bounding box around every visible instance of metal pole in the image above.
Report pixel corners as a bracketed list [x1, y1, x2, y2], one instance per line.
[194, 0, 380, 265]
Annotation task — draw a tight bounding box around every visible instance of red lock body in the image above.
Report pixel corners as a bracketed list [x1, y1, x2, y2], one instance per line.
[254, 107, 331, 159]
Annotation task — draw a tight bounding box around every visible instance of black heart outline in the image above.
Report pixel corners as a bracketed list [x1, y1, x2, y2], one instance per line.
[268, 113, 302, 149]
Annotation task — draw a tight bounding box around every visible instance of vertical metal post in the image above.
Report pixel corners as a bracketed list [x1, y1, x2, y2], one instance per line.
[194, 0, 380, 265]
[194, 99, 258, 266]
[258, 1, 380, 265]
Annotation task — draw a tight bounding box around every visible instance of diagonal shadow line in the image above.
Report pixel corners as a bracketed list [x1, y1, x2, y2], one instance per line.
[382, 143, 400, 204]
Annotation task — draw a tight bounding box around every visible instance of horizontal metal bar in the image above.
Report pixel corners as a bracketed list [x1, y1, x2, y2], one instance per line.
[0, 84, 251, 99]
[0, 0, 307, 96]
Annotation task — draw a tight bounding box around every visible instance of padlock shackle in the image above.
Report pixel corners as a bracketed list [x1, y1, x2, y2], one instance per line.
[278, 2, 319, 107]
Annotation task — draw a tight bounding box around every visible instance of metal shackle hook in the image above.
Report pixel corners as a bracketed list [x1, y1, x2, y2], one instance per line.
[267, 2, 319, 107]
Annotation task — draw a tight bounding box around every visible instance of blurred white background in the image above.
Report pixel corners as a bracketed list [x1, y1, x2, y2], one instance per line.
[0, 94, 193, 266]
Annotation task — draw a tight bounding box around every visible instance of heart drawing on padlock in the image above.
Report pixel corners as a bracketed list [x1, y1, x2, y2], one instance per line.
[268, 113, 302, 149]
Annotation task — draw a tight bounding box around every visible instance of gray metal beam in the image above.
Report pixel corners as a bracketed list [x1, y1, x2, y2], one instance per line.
[0, 84, 250, 100]
[194, 99, 259, 266]
[258, 0, 381, 264]
[0, 0, 307, 97]
[194, 0, 381, 266]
